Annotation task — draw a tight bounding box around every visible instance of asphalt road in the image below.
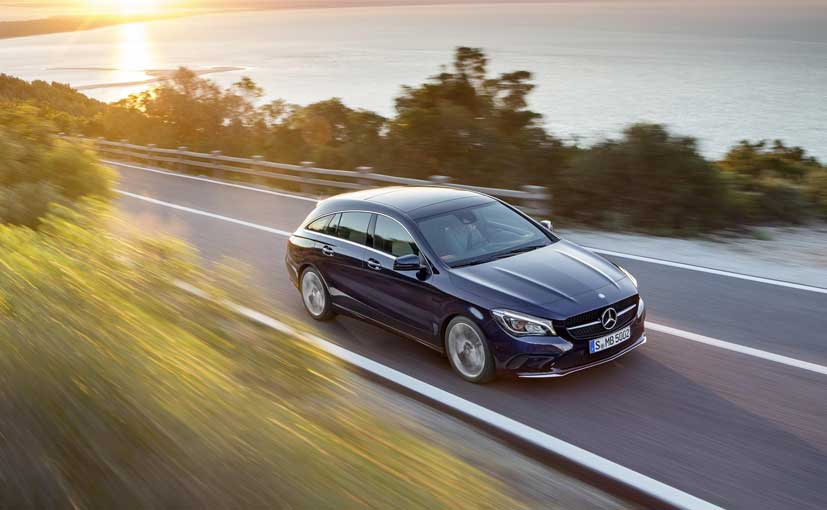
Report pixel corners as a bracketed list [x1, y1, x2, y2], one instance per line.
[113, 162, 827, 510]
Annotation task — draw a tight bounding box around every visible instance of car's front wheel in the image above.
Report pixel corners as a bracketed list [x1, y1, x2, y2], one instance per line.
[445, 317, 496, 383]
[300, 267, 335, 321]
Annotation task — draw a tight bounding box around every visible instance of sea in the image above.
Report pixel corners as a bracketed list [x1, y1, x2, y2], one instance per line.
[2, 2, 826, 159]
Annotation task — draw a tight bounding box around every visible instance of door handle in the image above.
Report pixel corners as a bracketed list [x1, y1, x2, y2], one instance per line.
[321, 245, 335, 257]
[366, 258, 382, 271]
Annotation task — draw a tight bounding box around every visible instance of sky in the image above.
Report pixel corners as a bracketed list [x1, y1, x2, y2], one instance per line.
[5, 0, 826, 7]
[4, 0, 826, 40]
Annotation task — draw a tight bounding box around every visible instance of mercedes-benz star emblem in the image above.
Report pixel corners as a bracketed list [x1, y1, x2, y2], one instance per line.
[601, 308, 618, 330]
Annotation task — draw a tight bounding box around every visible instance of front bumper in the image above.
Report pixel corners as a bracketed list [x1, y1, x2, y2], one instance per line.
[482, 305, 647, 377]
[516, 333, 646, 378]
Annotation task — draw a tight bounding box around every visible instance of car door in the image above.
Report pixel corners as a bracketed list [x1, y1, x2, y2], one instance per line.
[317, 211, 373, 315]
[359, 214, 442, 343]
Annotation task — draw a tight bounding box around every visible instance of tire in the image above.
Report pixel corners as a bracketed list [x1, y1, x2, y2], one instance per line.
[300, 267, 335, 321]
[445, 316, 496, 383]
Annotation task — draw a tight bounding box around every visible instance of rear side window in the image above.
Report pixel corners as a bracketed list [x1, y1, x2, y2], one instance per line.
[336, 212, 372, 245]
[374, 215, 418, 257]
[306, 215, 332, 233]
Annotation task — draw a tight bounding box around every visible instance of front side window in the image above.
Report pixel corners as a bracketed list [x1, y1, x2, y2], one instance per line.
[416, 201, 553, 267]
[336, 212, 372, 245]
[374, 215, 418, 257]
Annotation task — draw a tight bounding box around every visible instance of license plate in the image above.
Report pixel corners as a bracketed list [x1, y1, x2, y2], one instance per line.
[589, 326, 632, 354]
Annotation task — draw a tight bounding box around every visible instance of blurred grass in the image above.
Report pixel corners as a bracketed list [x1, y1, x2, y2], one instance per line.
[0, 201, 528, 510]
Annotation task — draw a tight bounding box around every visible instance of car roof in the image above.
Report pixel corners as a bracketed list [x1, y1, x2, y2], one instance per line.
[325, 186, 494, 218]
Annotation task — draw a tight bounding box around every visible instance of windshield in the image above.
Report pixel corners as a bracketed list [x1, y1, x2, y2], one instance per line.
[416, 201, 555, 268]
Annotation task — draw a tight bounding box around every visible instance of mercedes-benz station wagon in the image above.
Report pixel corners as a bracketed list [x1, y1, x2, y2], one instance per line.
[286, 187, 646, 383]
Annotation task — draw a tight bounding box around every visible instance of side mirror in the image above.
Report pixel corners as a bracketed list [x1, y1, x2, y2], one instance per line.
[540, 220, 554, 231]
[394, 254, 422, 271]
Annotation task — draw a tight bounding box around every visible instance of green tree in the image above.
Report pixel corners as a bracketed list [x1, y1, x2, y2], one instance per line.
[283, 98, 386, 168]
[0, 73, 105, 119]
[384, 47, 563, 186]
[118, 68, 259, 149]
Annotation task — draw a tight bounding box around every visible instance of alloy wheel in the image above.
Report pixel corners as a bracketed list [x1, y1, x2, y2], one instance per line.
[301, 270, 326, 317]
[447, 322, 487, 379]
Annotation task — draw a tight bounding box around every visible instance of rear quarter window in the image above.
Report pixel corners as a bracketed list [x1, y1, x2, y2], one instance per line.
[305, 215, 332, 233]
[324, 213, 342, 236]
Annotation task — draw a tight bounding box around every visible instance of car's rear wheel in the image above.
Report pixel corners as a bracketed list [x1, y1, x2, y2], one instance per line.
[301, 267, 334, 321]
[445, 317, 496, 383]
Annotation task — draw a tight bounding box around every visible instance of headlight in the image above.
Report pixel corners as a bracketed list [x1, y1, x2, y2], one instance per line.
[619, 266, 638, 288]
[492, 309, 556, 337]
[636, 297, 645, 319]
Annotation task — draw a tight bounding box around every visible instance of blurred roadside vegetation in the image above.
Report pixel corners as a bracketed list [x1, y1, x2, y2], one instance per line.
[0, 96, 538, 510]
[0, 103, 113, 227]
[3, 46, 826, 234]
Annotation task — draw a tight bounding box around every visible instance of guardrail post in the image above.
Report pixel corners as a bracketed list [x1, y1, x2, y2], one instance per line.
[176, 146, 189, 172]
[355, 166, 373, 189]
[119, 139, 130, 161]
[521, 185, 550, 219]
[300, 161, 315, 195]
[250, 155, 267, 185]
[143, 144, 156, 164]
[429, 175, 452, 186]
[210, 151, 224, 179]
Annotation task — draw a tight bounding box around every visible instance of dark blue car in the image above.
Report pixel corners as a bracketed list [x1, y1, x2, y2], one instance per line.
[286, 186, 646, 383]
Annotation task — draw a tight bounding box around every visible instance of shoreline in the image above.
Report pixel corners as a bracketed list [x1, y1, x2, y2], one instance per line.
[53, 67, 247, 91]
[0, 10, 225, 40]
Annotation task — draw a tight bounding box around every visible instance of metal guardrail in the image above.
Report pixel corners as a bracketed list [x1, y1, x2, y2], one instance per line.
[68, 136, 551, 217]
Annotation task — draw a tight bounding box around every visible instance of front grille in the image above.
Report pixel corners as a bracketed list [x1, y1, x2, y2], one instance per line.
[559, 295, 639, 341]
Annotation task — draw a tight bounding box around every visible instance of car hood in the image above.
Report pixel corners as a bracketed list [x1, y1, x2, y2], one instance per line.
[451, 240, 633, 315]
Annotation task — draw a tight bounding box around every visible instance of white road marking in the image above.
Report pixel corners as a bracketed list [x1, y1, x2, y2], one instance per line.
[177, 281, 724, 510]
[109, 159, 827, 295]
[587, 247, 827, 295]
[118, 190, 827, 377]
[648, 323, 827, 376]
[106, 160, 320, 202]
[116, 190, 294, 237]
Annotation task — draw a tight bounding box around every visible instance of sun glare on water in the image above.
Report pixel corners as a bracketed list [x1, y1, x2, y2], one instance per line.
[119, 22, 154, 70]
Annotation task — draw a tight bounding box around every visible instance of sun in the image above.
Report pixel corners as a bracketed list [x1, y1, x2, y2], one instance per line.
[117, 0, 159, 15]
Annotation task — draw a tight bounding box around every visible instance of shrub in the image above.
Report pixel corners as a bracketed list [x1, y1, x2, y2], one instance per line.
[752, 177, 810, 224]
[805, 168, 827, 218]
[0, 203, 520, 510]
[719, 139, 820, 183]
[554, 124, 730, 234]
[0, 104, 114, 227]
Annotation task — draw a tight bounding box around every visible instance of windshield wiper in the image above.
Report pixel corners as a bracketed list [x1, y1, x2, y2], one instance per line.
[452, 244, 547, 268]
[493, 243, 547, 260]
